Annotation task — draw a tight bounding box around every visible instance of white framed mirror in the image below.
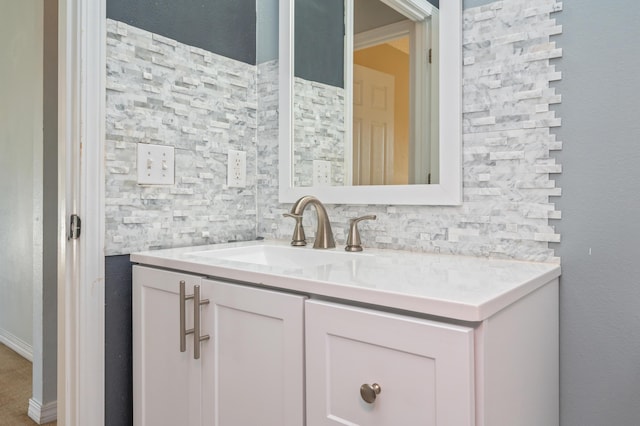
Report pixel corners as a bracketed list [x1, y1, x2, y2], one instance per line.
[279, 0, 461, 205]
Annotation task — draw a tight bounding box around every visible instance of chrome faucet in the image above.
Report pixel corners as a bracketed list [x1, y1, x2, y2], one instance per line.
[284, 196, 336, 249]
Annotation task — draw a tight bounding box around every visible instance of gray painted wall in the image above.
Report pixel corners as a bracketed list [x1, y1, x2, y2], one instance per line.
[257, 0, 279, 63]
[33, 0, 58, 408]
[553, 1, 640, 424]
[107, 0, 256, 64]
[464, 0, 493, 7]
[295, 0, 345, 87]
[0, 0, 56, 414]
[0, 0, 41, 355]
[105, 255, 133, 426]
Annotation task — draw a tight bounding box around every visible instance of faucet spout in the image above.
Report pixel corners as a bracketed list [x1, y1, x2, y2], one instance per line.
[290, 196, 336, 249]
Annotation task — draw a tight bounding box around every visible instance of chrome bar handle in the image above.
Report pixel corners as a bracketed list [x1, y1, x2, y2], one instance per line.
[193, 285, 210, 360]
[179, 280, 194, 353]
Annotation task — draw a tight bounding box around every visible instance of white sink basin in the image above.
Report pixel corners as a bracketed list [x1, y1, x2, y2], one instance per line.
[185, 244, 367, 269]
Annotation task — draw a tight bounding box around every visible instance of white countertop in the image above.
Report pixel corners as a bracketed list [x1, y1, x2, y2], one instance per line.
[130, 240, 560, 322]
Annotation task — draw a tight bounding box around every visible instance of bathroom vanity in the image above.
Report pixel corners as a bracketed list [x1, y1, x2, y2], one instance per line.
[131, 241, 560, 426]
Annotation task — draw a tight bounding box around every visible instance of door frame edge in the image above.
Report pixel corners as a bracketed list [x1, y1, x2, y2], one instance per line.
[58, 0, 106, 424]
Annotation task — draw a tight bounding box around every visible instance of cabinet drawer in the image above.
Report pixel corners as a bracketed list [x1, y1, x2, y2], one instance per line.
[305, 300, 475, 426]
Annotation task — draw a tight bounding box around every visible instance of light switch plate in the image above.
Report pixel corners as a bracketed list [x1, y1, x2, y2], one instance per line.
[313, 160, 332, 186]
[227, 149, 247, 188]
[137, 143, 175, 185]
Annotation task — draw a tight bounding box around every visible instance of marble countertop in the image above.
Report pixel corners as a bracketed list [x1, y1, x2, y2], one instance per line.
[130, 240, 560, 322]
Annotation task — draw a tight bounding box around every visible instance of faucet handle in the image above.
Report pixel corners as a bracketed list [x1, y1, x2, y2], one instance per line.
[283, 213, 306, 246]
[345, 215, 377, 252]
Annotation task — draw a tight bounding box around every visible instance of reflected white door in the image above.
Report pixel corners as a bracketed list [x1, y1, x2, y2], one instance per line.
[353, 64, 395, 185]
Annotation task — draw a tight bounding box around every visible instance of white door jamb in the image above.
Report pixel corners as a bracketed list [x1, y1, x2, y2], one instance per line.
[57, 0, 106, 424]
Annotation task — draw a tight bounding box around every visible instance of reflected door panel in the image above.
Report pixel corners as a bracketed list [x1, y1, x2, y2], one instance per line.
[353, 64, 394, 185]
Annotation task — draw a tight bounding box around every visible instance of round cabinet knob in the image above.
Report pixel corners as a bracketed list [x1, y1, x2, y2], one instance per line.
[360, 383, 382, 404]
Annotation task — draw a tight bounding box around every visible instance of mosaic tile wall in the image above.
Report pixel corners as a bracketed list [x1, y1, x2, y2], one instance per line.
[257, 0, 563, 263]
[257, 60, 280, 220]
[105, 20, 258, 255]
[293, 78, 346, 186]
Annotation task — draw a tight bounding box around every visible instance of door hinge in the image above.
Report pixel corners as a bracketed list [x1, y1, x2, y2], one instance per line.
[429, 48, 432, 64]
[69, 214, 82, 240]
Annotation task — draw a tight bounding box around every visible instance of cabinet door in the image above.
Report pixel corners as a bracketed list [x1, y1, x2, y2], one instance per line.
[305, 300, 475, 426]
[202, 279, 306, 426]
[133, 266, 209, 426]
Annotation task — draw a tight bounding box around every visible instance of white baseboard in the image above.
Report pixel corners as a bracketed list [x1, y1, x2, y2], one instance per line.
[0, 328, 33, 362]
[28, 399, 57, 424]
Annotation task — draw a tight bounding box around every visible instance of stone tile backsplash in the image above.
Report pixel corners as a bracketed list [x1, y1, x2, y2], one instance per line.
[105, 20, 257, 255]
[106, 0, 562, 262]
[293, 78, 346, 187]
[257, 0, 562, 263]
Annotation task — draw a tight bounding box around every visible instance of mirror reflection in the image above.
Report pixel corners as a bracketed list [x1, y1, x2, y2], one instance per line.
[293, 0, 439, 187]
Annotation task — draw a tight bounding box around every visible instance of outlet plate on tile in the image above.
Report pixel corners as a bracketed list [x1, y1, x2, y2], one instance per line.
[137, 143, 175, 185]
[313, 160, 332, 186]
[228, 149, 247, 188]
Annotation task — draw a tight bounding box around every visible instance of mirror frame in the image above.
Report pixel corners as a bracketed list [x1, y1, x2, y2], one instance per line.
[278, 0, 462, 205]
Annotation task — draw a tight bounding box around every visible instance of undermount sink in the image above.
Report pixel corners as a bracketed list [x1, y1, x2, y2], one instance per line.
[185, 243, 368, 269]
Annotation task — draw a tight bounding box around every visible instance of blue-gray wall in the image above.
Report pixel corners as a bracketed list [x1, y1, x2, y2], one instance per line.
[106, 0, 256, 64]
[463, 0, 492, 7]
[257, 0, 279, 63]
[105, 255, 133, 426]
[295, 0, 345, 87]
[40, 0, 58, 407]
[553, 1, 640, 425]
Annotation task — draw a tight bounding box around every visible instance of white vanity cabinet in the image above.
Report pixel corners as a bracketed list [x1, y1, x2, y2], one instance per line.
[133, 266, 306, 426]
[131, 241, 560, 426]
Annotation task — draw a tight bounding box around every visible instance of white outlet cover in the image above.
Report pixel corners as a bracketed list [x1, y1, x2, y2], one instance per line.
[137, 143, 175, 185]
[227, 149, 247, 188]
